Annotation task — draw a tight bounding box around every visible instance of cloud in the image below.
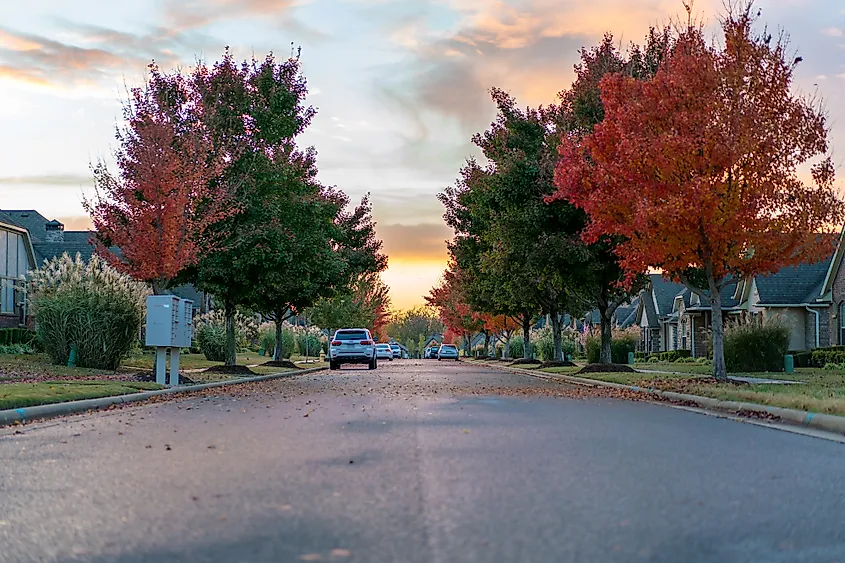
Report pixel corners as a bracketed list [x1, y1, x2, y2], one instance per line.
[823, 27, 843, 37]
[164, 0, 301, 31]
[0, 25, 182, 90]
[0, 174, 92, 186]
[377, 222, 451, 262]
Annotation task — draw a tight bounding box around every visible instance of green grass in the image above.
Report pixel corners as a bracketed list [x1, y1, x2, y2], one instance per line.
[0, 380, 164, 410]
[0, 353, 116, 381]
[544, 366, 845, 417]
[122, 351, 270, 371]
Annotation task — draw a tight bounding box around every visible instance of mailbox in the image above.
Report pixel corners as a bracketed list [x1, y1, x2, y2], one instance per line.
[145, 295, 180, 347]
[176, 299, 194, 348]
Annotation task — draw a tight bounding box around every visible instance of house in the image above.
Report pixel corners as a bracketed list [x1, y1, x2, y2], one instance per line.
[733, 255, 833, 351]
[633, 242, 838, 357]
[634, 274, 687, 353]
[0, 210, 212, 320]
[0, 212, 37, 328]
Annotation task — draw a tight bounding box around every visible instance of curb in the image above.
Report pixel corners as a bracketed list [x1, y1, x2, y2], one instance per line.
[0, 367, 327, 427]
[477, 361, 845, 436]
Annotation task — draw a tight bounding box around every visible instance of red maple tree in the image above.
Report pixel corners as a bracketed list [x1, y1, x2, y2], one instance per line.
[426, 263, 487, 355]
[552, 5, 843, 380]
[86, 65, 233, 293]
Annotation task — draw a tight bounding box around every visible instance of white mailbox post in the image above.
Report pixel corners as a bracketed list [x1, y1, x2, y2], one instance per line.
[145, 295, 193, 386]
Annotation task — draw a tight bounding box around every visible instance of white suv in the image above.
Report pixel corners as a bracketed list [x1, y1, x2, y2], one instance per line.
[329, 329, 377, 370]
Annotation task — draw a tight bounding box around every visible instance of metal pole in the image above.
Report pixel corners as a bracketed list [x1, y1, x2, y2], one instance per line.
[155, 346, 167, 385]
[169, 347, 180, 386]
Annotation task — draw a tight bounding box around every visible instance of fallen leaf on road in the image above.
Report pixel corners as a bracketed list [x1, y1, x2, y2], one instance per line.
[330, 549, 351, 557]
[299, 554, 322, 561]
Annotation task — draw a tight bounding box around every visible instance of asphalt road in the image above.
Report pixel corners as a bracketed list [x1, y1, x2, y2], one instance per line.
[2, 360, 845, 563]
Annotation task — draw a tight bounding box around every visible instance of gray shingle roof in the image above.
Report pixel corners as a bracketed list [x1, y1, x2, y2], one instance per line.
[651, 274, 687, 316]
[1, 210, 51, 242]
[615, 298, 639, 328]
[755, 257, 832, 305]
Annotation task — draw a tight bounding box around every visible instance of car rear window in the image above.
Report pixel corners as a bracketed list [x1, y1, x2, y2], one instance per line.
[441, 345, 456, 350]
[377, 344, 389, 348]
[335, 331, 368, 341]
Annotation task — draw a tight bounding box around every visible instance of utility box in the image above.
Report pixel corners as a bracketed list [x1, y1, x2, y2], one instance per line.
[145, 295, 180, 347]
[176, 299, 194, 348]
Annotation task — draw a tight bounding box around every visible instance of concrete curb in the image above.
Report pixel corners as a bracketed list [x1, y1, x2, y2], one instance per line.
[0, 367, 327, 427]
[477, 361, 845, 436]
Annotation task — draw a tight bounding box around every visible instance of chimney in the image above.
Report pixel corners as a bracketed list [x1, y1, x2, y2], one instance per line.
[45, 219, 65, 243]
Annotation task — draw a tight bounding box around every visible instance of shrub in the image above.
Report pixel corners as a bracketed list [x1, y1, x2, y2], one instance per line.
[0, 343, 34, 355]
[790, 350, 812, 368]
[587, 328, 638, 364]
[508, 335, 532, 359]
[811, 348, 845, 367]
[28, 253, 149, 370]
[293, 325, 323, 357]
[534, 327, 555, 361]
[647, 356, 660, 363]
[659, 349, 691, 362]
[0, 328, 36, 347]
[194, 309, 259, 361]
[723, 315, 790, 372]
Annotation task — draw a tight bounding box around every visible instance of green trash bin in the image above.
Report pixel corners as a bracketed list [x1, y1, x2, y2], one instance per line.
[628, 351, 635, 365]
[784, 354, 794, 374]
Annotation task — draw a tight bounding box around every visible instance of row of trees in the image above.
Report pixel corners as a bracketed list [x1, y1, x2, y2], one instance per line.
[430, 3, 842, 380]
[86, 49, 387, 365]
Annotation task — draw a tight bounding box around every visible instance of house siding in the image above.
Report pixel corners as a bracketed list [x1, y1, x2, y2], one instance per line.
[693, 317, 708, 358]
[766, 307, 806, 351]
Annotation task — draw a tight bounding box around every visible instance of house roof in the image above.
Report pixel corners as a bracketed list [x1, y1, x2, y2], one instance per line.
[754, 256, 833, 305]
[615, 299, 639, 328]
[651, 274, 687, 317]
[0, 209, 97, 266]
[1, 210, 52, 242]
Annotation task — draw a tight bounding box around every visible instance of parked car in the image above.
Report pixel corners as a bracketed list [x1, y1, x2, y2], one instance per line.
[425, 346, 440, 359]
[375, 343, 393, 361]
[389, 343, 401, 359]
[329, 328, 377, 370]
[437, 344, 459, 361]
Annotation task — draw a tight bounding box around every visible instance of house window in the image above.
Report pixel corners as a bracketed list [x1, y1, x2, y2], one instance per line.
[680, 319, 688, 350]
[839, 302, 845, 345]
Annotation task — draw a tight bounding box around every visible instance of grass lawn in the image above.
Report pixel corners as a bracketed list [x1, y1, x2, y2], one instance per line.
[0, 353, 116, 382]
[122, 351, 270, 371]
[0, 380, 164, 410]
[538, 363, 845, 417]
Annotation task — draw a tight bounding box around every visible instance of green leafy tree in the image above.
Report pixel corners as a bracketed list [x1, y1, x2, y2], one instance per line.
[385, 307, 445, 357]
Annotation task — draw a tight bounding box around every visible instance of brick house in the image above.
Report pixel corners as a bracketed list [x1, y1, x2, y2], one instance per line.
[634, 274, 686, 353]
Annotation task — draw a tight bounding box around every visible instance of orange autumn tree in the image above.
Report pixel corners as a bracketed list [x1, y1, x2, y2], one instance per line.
[86, 65, 232, 294]
[553, 3, 844, 381]
[427, 263, 487, 356]
[486, 314, 520, 359]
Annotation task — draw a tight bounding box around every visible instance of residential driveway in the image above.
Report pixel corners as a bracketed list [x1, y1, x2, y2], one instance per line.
[2, 360, 844, 563]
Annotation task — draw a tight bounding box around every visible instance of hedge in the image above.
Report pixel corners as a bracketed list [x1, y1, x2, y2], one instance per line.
[659, 349, 691, 362]
[0, 328, 36, 347]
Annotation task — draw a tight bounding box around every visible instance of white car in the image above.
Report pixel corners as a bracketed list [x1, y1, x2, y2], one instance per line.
[375, 343, 394, 361]
[437, 344, 460, 361]
[389, 343, 401, 359]
[329, 329, 377, 370]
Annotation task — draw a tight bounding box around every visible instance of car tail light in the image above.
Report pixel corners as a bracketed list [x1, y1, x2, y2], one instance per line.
[361, 340, 373, 346]
[331, 340, 341, 346]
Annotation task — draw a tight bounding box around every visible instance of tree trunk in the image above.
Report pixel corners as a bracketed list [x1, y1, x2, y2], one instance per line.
[504, 332, 511, 359]
[707, 274, 728, 382]
[599, 304, 612, 364]
[273, 309, 285, 362]
[224, 299, 237, 367]
[522, 311, 532, 359]
[550, 308, 562, 361]
[482, 330, 490, 357]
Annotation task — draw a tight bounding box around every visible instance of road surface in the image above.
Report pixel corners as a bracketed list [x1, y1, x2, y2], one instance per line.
[2, 360, 845, 563]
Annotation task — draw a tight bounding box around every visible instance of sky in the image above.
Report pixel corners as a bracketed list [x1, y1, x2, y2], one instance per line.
[1, 0, 844, 310]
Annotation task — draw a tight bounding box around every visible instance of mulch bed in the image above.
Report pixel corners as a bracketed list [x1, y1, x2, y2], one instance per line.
[131, 371, 199, 385]
[509, 359, 542, 366]
[539, 360, 577, 369]
[576, 363, 636, 374]
[203, 365, 256, 376]
[261, 360, 301, 370]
